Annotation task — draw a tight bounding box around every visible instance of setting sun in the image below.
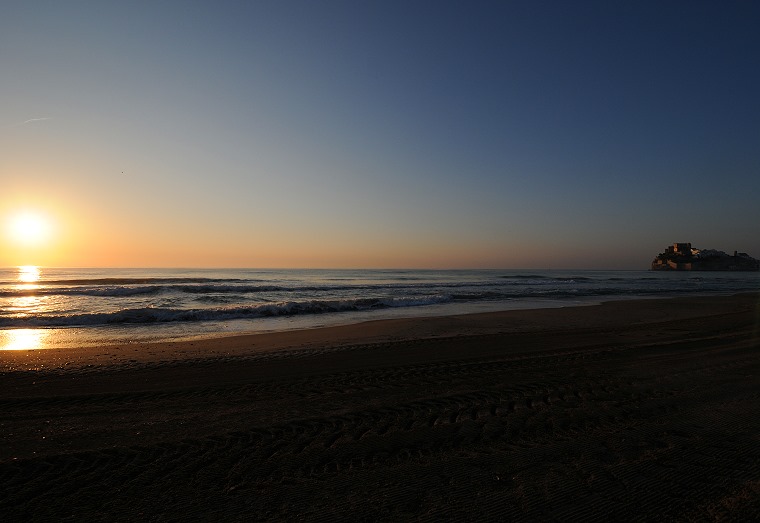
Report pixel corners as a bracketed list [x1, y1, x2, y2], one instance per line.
[7, 211, 51, 247]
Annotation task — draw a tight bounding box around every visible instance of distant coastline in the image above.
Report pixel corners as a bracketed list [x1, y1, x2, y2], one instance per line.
[651, 243, 760, 271]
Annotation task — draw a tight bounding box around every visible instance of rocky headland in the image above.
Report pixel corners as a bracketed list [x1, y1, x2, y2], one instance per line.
[651, 243, 759, 271]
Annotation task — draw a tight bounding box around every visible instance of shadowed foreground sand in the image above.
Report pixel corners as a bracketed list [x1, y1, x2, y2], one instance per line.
[2, 294, 760, 521]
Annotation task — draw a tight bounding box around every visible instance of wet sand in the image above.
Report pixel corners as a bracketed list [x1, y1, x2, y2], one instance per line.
[2, 294, 760, 520]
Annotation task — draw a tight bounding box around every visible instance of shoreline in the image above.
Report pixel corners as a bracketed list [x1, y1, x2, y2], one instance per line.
[2, 292, 759, 519]
[1, 292, 758, 372]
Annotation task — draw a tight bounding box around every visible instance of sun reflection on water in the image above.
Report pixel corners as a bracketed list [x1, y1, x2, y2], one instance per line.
[8, 294, 43, 316]
[0, 266, 51, 349]
[9, 266, 43, 316]
[18, 265, 41, 283]
[0, 329, 48, 350]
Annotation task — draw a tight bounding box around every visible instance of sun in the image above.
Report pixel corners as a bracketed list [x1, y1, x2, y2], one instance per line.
[7, 211, 51, 247]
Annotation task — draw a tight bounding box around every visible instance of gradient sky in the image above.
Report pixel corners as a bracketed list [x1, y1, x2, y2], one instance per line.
[2, 1, 759, 269]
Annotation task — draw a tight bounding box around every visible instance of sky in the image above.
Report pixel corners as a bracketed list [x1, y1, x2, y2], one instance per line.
[1, 1, 759, 269]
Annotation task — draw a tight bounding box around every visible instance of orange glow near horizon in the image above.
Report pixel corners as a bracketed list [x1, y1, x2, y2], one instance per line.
[0, 184, 560, 269]
[0, 198, 582, 269]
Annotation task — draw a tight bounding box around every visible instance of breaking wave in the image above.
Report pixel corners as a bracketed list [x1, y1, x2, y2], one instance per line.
[41, 277, 250, 286]
[0, 277, 596, 299]
[0, 295, 453, 327]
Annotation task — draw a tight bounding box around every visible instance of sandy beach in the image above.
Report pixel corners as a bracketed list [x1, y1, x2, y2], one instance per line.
[2, 293, 759, 520]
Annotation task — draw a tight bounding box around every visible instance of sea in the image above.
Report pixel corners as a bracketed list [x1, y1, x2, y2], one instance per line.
[1, 266, 758, 350]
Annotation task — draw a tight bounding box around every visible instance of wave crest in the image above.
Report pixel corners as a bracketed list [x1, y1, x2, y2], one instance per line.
[0, 295, 453, 327]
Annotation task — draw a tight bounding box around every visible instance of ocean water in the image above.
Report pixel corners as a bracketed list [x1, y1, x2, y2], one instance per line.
[1, 266, 758, 350]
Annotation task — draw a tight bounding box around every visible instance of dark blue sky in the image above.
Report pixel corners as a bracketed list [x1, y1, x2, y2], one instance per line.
[2, 1, 759, 267]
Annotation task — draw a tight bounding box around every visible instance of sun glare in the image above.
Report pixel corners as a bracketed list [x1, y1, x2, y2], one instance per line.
[7, 212, 51, 247]
[18, 265, 41, 283]
[0, 329, 48, 351]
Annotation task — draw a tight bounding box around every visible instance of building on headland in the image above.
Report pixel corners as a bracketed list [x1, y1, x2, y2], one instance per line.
[651, 243, 759, 271]
[667, 243, 692, 256]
